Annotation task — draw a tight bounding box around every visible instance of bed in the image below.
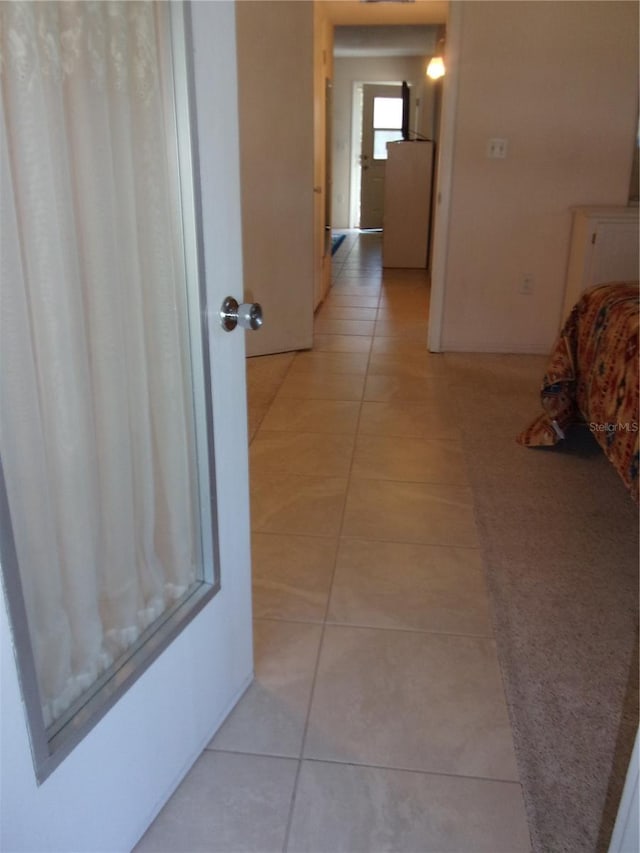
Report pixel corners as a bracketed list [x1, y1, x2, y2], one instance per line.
[517, 281, 639, 503]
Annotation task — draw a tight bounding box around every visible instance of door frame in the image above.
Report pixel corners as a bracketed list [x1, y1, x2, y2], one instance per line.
[608, 729, 639, 852]
[0, 4, 253, 850]
[333, 6, 461, 349]
[426, 1, 461, 353]
[349, 82, 363, 228]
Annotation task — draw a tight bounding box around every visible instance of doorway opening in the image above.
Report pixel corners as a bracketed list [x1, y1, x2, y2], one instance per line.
[332, 25, 444, 276]
[349, 81, 407, 229]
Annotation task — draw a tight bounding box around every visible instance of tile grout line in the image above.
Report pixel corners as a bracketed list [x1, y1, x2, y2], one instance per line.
[252, 527, 483, 552]
[246, 249, 370, 849]
[247, 352, 300, 445]
[253, 614, 496, 642]
[209, 747, 524, 789]
[281, 236, 379, 853]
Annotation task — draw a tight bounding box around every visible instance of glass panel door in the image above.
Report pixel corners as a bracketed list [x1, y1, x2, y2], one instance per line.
[360, 84, 403, 228]
[0, 0, 218, 779]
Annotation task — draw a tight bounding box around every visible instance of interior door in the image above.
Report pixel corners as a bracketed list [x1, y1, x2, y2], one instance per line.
[359, 84, 404, 229]
[0, 4, 253, 851]
[235, 0, 315, 358]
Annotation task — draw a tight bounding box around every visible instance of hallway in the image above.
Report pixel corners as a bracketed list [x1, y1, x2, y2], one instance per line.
[136, 232, 531, 852]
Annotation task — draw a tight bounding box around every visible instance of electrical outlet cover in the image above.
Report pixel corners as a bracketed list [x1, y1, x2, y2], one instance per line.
[487, 138, 508, 159]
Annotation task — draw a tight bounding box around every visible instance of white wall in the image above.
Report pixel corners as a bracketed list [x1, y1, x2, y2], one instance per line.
[332, 55, 439, 228]
[439, 0, 638, 354]
[1, 4, 254, 850]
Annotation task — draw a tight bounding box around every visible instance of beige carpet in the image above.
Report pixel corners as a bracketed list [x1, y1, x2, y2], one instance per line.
[445, 353, 639, 853]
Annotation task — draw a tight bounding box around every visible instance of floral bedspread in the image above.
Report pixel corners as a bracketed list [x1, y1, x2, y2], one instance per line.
[517, 282, 639, 503]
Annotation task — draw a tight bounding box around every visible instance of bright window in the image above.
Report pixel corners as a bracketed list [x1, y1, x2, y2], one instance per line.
[372, 96, 403, 160]
[373, 129, 403, 159]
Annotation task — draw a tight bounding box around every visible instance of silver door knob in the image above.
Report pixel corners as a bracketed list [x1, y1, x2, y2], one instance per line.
[220, 296, 263, 332]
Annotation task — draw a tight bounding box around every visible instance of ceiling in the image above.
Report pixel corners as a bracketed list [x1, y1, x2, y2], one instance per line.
[334, 24, 438, 57]
[322, 0, 448, 26]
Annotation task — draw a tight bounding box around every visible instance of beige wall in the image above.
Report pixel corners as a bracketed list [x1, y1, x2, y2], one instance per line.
[332, 54, 439, 228]
[440, 0, 639, 353]
[236, 0, 315, 356]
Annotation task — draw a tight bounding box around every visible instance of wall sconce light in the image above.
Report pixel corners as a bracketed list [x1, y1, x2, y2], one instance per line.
[426, 55, 445, 79]
[426, 30, 446, 80]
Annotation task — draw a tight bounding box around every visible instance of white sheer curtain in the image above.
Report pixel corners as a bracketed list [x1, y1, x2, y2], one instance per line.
[0, 2, 200, 727]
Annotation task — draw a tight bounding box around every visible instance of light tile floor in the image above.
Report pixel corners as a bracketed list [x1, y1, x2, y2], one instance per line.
[136, 232, 531, 853]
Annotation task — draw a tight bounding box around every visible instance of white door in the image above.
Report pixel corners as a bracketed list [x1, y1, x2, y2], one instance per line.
[235, 0, 316, 358]
[0, 4, 253, 851]
[359, 84, 404, 229]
